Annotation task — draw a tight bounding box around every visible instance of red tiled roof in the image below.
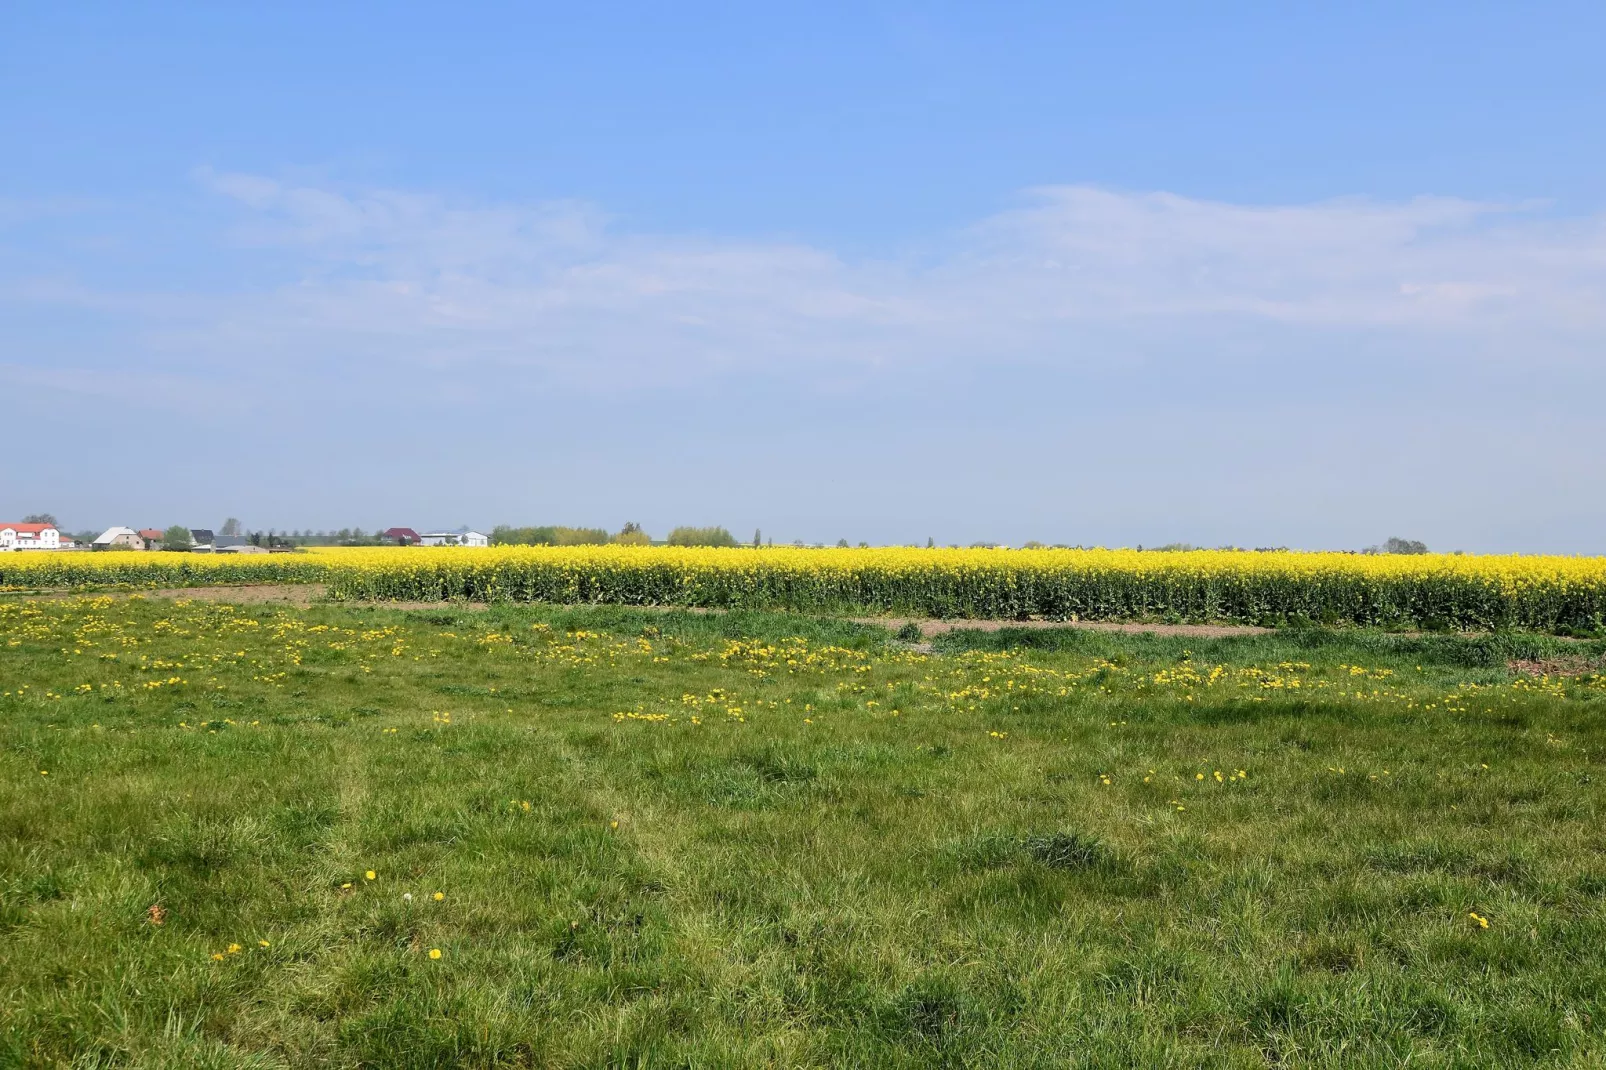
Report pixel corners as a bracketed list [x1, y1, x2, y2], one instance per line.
[1, 523, 56, 533]
[138, 529, 164, 540]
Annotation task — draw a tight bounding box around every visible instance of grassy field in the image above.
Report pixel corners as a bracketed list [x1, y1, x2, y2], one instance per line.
[3, 594, 1606, 1067]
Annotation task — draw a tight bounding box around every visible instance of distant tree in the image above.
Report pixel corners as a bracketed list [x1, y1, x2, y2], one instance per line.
[23, 513, 58, 526]
[613, 522, 651, 546]
[491, 525, 543, 546]
[491, 525, 610, 546]
[552, 526, 608, 545]
[221, 518, 242, 536]
[1022, 540, 1045, 549]
[752, 529, 761, 549]
[667, 526, 739, 548]
[926, 537, 934, 549]
[161, 525, 193, 552]
[836, 539, 850, 548]
[1364, 537, 1429, 555]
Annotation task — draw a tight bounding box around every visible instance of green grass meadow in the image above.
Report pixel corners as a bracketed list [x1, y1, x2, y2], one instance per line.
[3, 594, 1606, 1067]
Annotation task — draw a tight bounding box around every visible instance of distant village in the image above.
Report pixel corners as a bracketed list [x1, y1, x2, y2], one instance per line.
[0, 521, 489, 553]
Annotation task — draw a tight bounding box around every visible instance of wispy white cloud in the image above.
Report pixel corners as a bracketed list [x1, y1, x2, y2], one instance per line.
[8, 172, 1606, 392]
[945, 187, 1606, 331]
[0, 194, 108, 228]
[0, 360, 238, 412]
[172, 172, 1606, 381]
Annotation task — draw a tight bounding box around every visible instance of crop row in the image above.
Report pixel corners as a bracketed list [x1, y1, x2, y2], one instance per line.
[7, 546, 1603, 631]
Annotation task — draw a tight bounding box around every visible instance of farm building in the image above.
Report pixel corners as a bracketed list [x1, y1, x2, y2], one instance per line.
[92, 527, 146, 550]
[0, 523, 61, 551]
[381, 527, 421, 545]
[137, 529, 165, 548]
[418, 529, 490, 547]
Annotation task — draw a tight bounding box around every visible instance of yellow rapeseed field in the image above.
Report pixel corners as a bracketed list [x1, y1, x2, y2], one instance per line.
[5, 545, 1604, 630]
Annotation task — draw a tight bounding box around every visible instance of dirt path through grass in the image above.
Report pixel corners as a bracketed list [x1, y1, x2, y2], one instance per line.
[9, 582, 1287, 636]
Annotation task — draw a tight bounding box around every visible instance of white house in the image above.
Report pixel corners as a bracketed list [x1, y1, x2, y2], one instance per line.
[418, 529, 490, 547]
[0, 523, 61, 551]
[92, 526, 146, 550]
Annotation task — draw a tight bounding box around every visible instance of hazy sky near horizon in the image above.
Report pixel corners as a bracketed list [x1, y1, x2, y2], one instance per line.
[4, 3, 1605, 551]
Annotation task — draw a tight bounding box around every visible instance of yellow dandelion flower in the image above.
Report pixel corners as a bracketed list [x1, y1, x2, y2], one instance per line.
[433, 892, 444, 901]
[365, 870, 376, 881]
[429, 948, 442, 960]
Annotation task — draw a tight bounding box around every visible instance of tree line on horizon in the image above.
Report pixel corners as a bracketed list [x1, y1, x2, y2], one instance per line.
[11, 511, 1441, 555]
[490, 524, 743, 548]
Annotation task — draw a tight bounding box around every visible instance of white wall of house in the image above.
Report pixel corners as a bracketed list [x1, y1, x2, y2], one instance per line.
[0, 525, 61, 551]
[92, 527, 146, 550]
[419, 530, 489, 547]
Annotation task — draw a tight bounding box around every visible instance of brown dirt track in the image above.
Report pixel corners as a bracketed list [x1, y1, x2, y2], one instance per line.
[8, 583, 1274, 637]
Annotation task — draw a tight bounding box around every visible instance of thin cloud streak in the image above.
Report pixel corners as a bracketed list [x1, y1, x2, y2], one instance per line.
[5, 172, 1604, 396]
[164, 172, 1606, 385]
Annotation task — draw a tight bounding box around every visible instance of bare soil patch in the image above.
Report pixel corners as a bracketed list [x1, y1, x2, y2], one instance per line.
[1509, 654, 1605, 677]
[13, 584, 1278, 636]
[153, 584, 329, 606]
[860, 616, 1272, 638]
[7, 584, 330, 608]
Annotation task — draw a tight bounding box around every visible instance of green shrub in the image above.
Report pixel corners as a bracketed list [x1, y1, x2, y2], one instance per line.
[666, 526, 739, 548]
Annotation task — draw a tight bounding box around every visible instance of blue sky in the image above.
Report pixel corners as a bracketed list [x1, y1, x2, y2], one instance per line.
[4, 2, 1604, 550]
